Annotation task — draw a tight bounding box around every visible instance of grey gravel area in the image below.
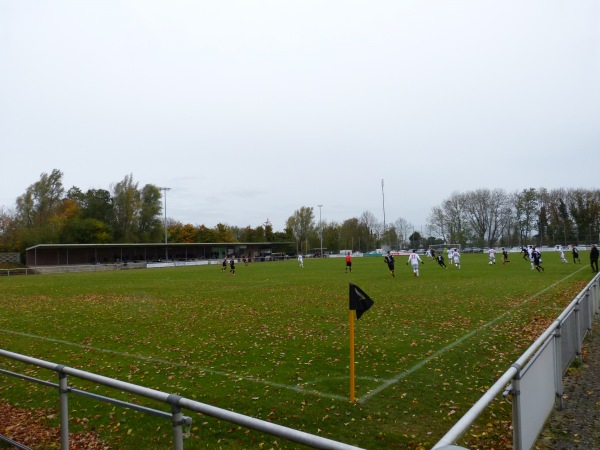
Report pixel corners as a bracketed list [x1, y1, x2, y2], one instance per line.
[536, 321, 600, 449]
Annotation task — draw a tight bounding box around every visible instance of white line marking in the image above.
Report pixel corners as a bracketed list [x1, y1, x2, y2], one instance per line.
[0, 329, 348, 401]
[358, 268, 586, 402]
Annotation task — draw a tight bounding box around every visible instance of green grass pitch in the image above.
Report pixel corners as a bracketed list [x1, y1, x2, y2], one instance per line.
[0, 252, 594, 449]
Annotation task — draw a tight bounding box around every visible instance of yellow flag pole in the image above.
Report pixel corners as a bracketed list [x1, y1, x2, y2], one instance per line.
[349, 310, 356, 402]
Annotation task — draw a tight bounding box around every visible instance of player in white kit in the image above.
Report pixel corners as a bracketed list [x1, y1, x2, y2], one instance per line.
[407, 250, 424, 276]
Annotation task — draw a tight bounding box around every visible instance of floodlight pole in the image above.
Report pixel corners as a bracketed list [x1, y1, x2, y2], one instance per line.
[318, 205, 323, 258]
[159, 187, 171, 261]
[381, 179, 386, 250]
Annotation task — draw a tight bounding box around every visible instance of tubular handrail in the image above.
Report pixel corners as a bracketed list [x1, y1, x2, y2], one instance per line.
[0, 348, 363, 450]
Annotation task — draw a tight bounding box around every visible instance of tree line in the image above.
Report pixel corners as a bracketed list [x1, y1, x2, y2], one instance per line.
[0, 170, 292, 256]
[1, 171, 598, 258]
[265, 187, 600, 254]
[427, 187, 600, 248]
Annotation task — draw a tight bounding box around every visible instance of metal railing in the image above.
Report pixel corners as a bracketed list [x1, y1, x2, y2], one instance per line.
[0, 349, 363, 450]
[0, 268, 32, 276]
[434, 272, 600, 450]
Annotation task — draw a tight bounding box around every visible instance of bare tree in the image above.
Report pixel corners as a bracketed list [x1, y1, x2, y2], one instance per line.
[497, 195, 517, 247]
[427, 207, 448, 243]
[462, 188, 510, 247]
[393, 217, 413, 249]
[442, 192, 469, 246]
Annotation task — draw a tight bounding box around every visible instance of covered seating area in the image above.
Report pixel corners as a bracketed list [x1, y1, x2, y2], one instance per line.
[25, 242, 290, 267]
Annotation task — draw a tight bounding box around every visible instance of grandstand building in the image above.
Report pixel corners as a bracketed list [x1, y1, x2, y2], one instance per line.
[26, 242, 292, 268]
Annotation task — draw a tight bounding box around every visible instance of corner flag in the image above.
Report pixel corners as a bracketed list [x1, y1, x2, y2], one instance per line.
[349, 283, 374, 320]
[349, 283, 374, 402]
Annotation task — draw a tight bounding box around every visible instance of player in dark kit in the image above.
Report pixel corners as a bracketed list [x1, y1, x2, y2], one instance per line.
[436, 254, 447, 268]
[502, 248, 511, 265]
[590, 244, 599, 273]
[572, 246, 581, 264]
[384, 251, 395, 277]
[533, 247, 544, 272]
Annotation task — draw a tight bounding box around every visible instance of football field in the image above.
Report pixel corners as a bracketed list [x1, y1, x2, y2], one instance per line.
[0, 252, 593, 449]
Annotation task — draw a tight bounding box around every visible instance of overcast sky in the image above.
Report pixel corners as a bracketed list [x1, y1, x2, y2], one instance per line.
[1, 1, 599, 232]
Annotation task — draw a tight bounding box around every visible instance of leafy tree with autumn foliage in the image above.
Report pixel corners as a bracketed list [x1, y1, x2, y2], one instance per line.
[168, 223, 200, 243]
[14, 169, 65, 247]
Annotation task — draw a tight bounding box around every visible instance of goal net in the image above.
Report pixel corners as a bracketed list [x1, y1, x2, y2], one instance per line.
[428, 244, 461, 255]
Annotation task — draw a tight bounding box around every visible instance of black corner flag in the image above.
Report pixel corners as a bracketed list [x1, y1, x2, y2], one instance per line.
[349, 283, 374, 320]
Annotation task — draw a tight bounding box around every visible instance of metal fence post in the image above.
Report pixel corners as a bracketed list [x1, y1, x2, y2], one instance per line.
[168, 394, 184, 450]
[592, 279, 597, 316]
[574, 302, 582, 365]
[585, 290, 592, 332]
[57, 366, 70, 450]
[595, 278, 600, 315]
[511, 372, 522, 450]
[553, 325, 564, 410]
